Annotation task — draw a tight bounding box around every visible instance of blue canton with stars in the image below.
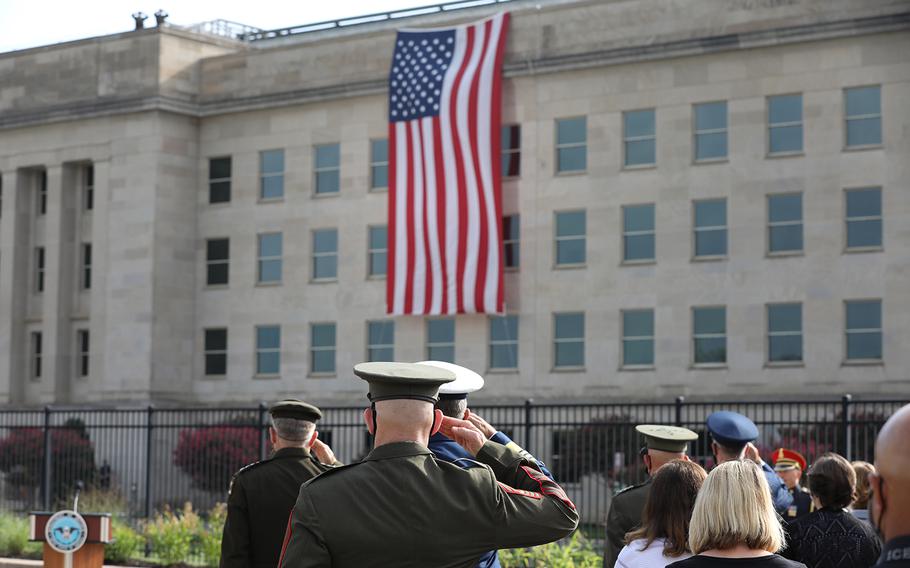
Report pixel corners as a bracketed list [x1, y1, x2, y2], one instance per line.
[389, 29, 456, 122]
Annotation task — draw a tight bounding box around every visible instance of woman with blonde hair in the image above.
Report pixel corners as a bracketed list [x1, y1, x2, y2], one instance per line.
[668, 460, 805, 568]
[850, 460, 875, 522]
[617, 460, 707, 567]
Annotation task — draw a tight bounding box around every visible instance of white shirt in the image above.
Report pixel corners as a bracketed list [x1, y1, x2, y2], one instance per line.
[617, 538, 693, 568]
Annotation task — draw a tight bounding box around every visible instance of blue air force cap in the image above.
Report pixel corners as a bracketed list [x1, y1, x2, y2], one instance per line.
[706, 411, 759, 446]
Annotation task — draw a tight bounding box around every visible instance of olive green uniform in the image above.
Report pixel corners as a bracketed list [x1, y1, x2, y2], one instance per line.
[278, 439, 579, 568]
[220, 447, 338, 568]
[603, 479, 651, 568]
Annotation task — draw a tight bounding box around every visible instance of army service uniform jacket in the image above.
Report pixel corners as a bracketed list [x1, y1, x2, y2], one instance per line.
[603, 479, 651, 568]
[278, 440, 579, 568]
[220, 447, 339, 568]
[784, 485, 815, 520]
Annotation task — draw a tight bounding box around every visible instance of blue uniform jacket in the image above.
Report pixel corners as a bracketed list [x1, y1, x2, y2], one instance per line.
[762, 461, 794, 513]
[428, 431, 555, 568]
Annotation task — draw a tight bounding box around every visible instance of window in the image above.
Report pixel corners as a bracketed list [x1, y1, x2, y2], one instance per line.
[31, 332, 42, 380]
[255, 325, 281, 375]
[426, 318, 455, 362]
[694, 102, 728, 161]
[623, 204, 655, 262]
[37, 171, 47, 215]
[693, 307, 726, 364]
[555, 117, 586, 173]
[206, 238, 229, 286]
[83, 165, 94, 211]
[368, 226, 387, 277]
[34, 247, 45, 293]
[315, 143, 340, 195]
[554, 312, 584, 368]
[208, 157, 231, 204]
[845, 300, 882, 361]
[623, 109, 656, 167]
[693, 199, 727, 258]
[204, 328, 227, 376]
[622, 309, 654, 367]
[502, 124, 521, 177]
[768, 94, 803, 154]
[77, 329, 90, 377]
[845, 188, 882, 250]
[845, 86, 881, 148]
[313, 229, 338, 280]
[370, 139, 388, 190]
[81, 243, 92, 290]
[367, 321, 394, 361]
[489, 315, 518, 370]
[259, 150, 284, 200]
[311, 323, 336, 374]
[768, 194, 803, 253]
[503, 215, 520, 269]
[768, 304, 802, 363]
[257, 233, 282, 284]
[555, 210, 586, 266]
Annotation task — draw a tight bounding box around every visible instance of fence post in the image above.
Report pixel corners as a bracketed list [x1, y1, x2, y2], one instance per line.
[675, 396, 685, 427]
[144, 405, 154, 518]
[42, 406, 52, 511]
[258, 402, 268, 461]
[841, 394, 852, 460]
[524, 399, 533, 448]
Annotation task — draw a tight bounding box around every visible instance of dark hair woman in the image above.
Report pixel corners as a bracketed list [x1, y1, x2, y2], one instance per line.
[617, 460, 707, 568]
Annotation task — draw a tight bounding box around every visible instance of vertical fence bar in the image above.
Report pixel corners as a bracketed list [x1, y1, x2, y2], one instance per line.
[841, 394, 852, 460]
[258, 403, 268, 461]
[523, 399, 533, 449]
[675, 396, 684, 427]
[144, 405, 154, 518]
[42, 406, 52, 511]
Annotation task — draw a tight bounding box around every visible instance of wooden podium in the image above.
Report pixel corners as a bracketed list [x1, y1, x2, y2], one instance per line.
[29, 511, 111, 568]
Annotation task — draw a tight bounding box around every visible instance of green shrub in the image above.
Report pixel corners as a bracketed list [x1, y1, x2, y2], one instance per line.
[198, 503, 227, 567]
[500, 532, 601, 568]
[0, 514, 41, 558]
[145, 504, 198, 566]
[105, 519, 145, 564]
[73, 488, 129, 516]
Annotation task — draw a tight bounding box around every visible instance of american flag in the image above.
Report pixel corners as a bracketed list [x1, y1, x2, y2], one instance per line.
[386, 12, 510, 315]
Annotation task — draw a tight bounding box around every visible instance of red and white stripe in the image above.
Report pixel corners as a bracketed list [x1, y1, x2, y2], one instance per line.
[387, 12, 509, 315]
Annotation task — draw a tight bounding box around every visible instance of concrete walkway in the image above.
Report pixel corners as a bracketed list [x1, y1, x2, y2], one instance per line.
[0, 559, 131, 567]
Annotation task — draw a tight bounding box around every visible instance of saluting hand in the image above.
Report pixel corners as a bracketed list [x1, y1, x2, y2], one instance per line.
[743, 442, 762, 464]
[464, 409, 497, 438]
[311, 433, 338, 465]
[439, 416, 487, 457]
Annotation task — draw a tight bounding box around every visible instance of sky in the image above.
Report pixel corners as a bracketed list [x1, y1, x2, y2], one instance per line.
[0, 0, 444, 53]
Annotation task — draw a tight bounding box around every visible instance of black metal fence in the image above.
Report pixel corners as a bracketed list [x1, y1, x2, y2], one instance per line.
[0, 395, 904, 528]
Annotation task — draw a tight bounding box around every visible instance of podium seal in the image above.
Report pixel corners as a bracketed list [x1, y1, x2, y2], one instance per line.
[45, 510, 88, 554]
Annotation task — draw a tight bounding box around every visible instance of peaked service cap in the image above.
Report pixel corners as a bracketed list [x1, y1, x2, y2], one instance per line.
[268, 399, 323, 422]
[706, 411, 759, 446]
[635, 424, 699, 453]
[354, 362, 455, 403]
[416, 361, 484, 399]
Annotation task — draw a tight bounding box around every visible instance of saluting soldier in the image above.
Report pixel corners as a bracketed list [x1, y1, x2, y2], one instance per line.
[603, 424, 698, 568]
[773, 447, 814, 520]
[220, 400, 340, 568]
[278, 362, 579, 568]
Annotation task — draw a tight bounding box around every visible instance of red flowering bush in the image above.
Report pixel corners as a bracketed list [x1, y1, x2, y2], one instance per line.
[173, 424, 260, 493]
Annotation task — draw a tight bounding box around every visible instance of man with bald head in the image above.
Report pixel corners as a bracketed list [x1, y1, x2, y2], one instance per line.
[869, 403, 910, 568]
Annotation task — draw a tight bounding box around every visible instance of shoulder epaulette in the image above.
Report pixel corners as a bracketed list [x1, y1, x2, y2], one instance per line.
[302, 461, 361, 486]
[615, 481, 647, 497]
[228, 459, 269, 495]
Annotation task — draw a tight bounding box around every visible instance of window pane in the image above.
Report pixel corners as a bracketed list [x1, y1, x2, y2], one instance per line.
[205, 329, 227, 351]
[694, 338, 726, 364]
[557, 117, 586, 145]
[695, 229, 727, 256]
[368, 347, 394, 362]
[428, 345, 455, 363]
[695, 132, 727, 160]
[428, 319, 454, 343]
[770, 225, 803, 252]
[316, 144, 340, 168]
[257, 326, 280, 349]
[695, 201, 726, 227]
[847, 220, 882, 248]
[555, 313, 584, 339]
[369, 322, 394, 345]
[502, 125, 520, 150]
[257, 352, 280, 375]
[316, 170, 340, 194]
[846, 189, 882, 217]
[694, 308, 726, 334]
[207, 264, 228, 285]
[556, 211, 586, 237]
[370, 226, 387, 249]
[370, 252, 387, 276]
[847, 332, 882, 360]
[205, 354, 227, 376]
[845, 86, 881, 116]
[624, 110, 655, 138]
[769, 95, 802, 124]
[557, 146, 586, 172]
[624, 205, 654, 232]
[261, 150, 284, 174]
[501, 152, 521, 178]
[769, 125, 803, 153]
[314, 256, 337, 279]
[260, 175, 284, 199]
[625, 140, 655, 166]
[624, 311, 654, 337]
[259, 234, 282, 257]
[314, 230, 338, 253]
[371, 165, 388, 189]
[503, 215, 519, 239]
[555, 341, 584, 367]
[769, 194, 802, 223]
[695, 102, 726, 130]
[207, 239, 229, 261]
[624, 234, 654, 261]
[491, 316, 518, 342]
[846, 301, 881, 329]
[623, 339, 654, 366]
[209, 157, 231, 179]
[491, 345, 517, 369]
[312, 350, 335, 373]
[847, 118, 882, 147]
[209, 181, 231, 204]
[557, 239, 586, 265]
[769, 336, 802, 362]
[372, 139, 388, 162]
[259, 260, 281, 282]
[769, 305, 801, 332]
[312, 324, 336, 348]
[504, 243, 519, 268]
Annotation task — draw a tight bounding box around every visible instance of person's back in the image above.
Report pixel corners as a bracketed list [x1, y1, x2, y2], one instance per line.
[619, 538, 691, 568]
[786, 508, 880, 568]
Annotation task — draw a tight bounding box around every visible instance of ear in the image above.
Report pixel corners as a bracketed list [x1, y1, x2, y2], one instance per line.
[642, 453, 652, 473]
[268, 427, 278, 445]
[869, 472, 884, 510]
[362, 408, 375, 435]
[430, 409, 444, 436]
[307, 430, 318, 449]
[681, 454, 691, 462]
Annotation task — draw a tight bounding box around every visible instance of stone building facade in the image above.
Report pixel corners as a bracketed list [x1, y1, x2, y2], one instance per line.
[0, 0, 908, 406]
